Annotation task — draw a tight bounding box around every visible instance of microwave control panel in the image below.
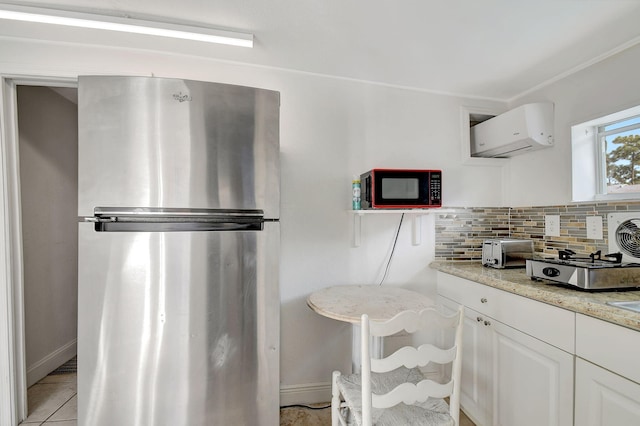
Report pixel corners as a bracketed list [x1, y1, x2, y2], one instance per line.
[429, 172, 441, 206]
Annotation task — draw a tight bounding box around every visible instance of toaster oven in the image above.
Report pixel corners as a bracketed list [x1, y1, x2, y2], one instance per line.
[482, 238, 533, 269]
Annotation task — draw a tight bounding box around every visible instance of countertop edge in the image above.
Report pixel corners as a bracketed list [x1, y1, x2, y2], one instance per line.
[430, 260, 640, 332]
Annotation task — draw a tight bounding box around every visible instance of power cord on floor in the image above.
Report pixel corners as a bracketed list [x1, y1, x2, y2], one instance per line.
[280, 403, 331, 410]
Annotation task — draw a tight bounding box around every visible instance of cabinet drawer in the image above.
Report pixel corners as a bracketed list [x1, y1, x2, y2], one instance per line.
[576, 314, 640, 384]
[437, 272, 575, 353]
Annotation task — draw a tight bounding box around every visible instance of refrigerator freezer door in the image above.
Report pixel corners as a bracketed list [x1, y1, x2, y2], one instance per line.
[77, 222, 280, 426]
[78, 76, 280, 219]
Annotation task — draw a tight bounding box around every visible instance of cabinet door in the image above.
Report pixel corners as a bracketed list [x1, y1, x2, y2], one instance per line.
[490, 320, 574, 426]
[439, 296, 490, 426]
[575, 358, 640, 426]
[463, 306, 493, 426]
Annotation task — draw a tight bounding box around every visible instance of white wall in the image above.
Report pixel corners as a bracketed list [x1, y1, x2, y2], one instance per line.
[0, 37, 506, 400]
[505, 43, 640, 207]
[17, 86, 78, 386]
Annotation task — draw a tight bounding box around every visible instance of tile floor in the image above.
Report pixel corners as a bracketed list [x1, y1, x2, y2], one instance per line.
[20, 372, 475, 426]
[19, 372, 77, 426]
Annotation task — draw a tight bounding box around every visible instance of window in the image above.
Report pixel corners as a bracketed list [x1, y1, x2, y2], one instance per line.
[572, 105, 640, 202]
[598, 115, 640, 195]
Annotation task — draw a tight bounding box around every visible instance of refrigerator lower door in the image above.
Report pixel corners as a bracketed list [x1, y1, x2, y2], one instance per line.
[78, 221, 279, 426]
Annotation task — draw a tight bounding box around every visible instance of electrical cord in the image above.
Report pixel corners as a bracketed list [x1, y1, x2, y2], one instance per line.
[280, 403, 331, 410]
[378, 213, 404, 285]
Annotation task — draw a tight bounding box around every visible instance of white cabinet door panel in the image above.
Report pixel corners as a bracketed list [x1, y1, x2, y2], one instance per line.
[491, 320, 574, 426]
[575, 358, 640, 426]
[439, 296, 489, 426]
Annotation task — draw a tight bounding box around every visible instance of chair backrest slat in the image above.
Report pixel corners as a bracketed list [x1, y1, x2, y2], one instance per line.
[372, 379, 454, 408]
[371, 344, 457, 372]
[368, 308, 460, 337]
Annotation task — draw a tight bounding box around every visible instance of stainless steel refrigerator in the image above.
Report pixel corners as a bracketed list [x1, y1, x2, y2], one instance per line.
[77, 76, 280, 426]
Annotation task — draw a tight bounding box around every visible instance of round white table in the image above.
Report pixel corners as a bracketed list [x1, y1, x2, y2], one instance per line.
[307, 285, 435, 371]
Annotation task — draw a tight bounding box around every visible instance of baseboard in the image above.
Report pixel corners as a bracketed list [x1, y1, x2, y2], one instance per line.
[26, 339, 77, 387]
[280, 382, 332, 406]
[279, 368, 441, 408]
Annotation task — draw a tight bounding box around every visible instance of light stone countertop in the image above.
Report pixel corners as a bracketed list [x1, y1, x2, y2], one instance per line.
[430, 261, 640, 332]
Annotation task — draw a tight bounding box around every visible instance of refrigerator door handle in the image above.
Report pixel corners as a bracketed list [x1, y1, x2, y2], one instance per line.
[88, 213, 265, 232]
[84, 216, 117, 223]
[92, 207, 265, 218]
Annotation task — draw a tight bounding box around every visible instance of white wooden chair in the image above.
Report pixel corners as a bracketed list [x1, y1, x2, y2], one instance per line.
[331, 306, 464, 426]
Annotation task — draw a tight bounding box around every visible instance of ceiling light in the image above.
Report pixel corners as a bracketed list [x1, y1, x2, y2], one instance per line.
[0, 3, 253, 48]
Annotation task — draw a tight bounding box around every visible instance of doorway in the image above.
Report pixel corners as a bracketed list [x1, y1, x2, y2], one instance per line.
[0, 77, 79, 425]
[17, 85, 79, 390]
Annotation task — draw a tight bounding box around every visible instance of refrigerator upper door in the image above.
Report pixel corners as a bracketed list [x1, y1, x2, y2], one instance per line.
[78, 76, 280, 218]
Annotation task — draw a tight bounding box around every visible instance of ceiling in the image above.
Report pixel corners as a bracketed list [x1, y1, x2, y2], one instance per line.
[2, 0, 640, 100]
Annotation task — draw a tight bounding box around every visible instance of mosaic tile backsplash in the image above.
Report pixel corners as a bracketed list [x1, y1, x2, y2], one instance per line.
[434, 201, 640, 260]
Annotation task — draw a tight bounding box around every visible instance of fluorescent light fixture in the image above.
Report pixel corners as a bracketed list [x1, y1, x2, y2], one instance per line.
[0, 3, 253, 47]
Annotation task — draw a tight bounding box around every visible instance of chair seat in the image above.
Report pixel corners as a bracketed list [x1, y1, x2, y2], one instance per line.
[336, 367, 454, 426]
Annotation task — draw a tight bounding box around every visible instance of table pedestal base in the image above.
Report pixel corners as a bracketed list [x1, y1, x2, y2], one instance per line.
[351, 325, 383, 373]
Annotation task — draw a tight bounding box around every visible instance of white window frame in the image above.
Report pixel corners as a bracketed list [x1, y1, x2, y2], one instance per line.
[572, 105, 640, 202]
[596, 116, 640, 195]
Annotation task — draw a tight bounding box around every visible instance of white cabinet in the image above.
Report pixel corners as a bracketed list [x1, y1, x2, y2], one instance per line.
[575, 314, 640, 426]
[489, 314, 573, 426]
[439, 301, 489, 425]
[575, 358, 640, 426]
[437, 272, 574, 426]
[437, 272, 574, 353]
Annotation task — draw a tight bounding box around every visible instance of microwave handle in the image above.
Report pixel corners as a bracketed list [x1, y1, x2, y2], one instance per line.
[364, 175, 372, 205]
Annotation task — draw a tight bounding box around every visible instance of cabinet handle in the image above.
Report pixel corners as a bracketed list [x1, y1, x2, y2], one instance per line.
[481, 298, 488, 303]
[484, 320, 491, 326]
[476, 316, 483, 322]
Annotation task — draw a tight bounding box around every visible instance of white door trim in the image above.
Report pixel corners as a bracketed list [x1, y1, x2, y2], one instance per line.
[0, 73, 21, 426]
[0, 74, 77, 426]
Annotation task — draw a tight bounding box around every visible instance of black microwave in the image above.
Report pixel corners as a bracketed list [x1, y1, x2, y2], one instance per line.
[360, 169, 442, 209]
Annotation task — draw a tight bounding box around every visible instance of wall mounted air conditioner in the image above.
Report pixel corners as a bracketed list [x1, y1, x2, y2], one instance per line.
[470, 102, 554, 158]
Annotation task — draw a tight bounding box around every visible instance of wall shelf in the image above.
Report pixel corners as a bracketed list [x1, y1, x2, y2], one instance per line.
[349, 209, 455, 247]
